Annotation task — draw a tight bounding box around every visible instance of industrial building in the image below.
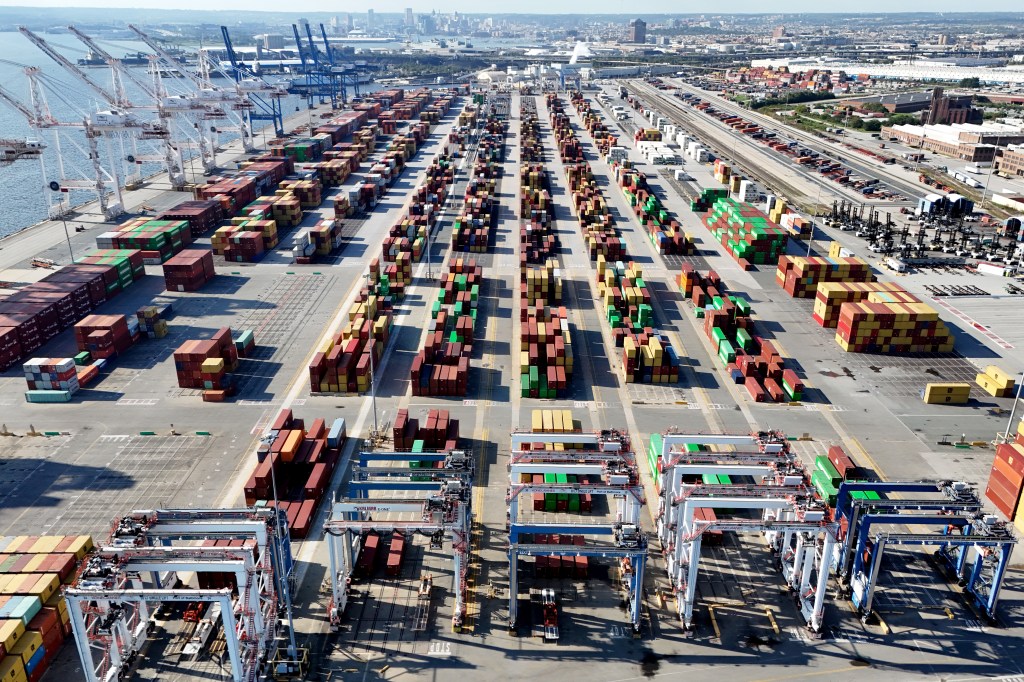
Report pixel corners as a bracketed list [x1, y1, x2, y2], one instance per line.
[846, 88, 979, 124]
[882, 121, 1024, 161]
[996, 143, 1024, 178]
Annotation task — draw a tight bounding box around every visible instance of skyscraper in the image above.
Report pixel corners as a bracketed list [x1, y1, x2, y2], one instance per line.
[405, 8, 414, 27]
[367, 9, 374, 30]
[628, 19, 646, 44]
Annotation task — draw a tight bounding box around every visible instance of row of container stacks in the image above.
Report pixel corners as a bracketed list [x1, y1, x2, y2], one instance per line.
[548, 93, 680, 385]
[681, 263, 804, 402]
[212, 220, 278, 263]
[96, 218, 193, 264]
[776, 254, 875, 299]
[310, 110, 460, 394]
[308, 278, 394, 393]
[163, 249, 216, 292]
[569, 91, 619, 157]
[703, 197, 789, 269]
[597, 258, 680, 384]
[611, 162, 695, 256]
[244, 409, 347, 539]
[0, 534, 94, 682]
[352, 530, 408, 580]
[411, 259, 481, 397]
[517, 99, 574, 399]
[0, 256, 145, 371]
[452, 117, 506, 253]
[392, 408, 461, 452]
[174, 327, 256, 401]
[777, 252, 956, 353]
[522, 472, 595, 514]
[551, 98, 623, 262]
[690, 187, 727, 213]
[384, 152, 457, 267]
[526, 536, 592, 578]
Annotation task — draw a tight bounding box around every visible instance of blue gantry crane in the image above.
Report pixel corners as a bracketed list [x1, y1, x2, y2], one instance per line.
[220, 25, 284, 136]
[834, 481, 1015, 622]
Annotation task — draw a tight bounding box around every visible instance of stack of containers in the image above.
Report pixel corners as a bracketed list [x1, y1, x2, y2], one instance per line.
[704, 198, 789, 268]
[976, 365, 1016, 398]
[73, 314, 136, 359]
[713, 159, 731, 184]
[308, 277, 393, 393]
[451, 118, 505, 253]
[684, 264, 804, 401]
[775, 255, 875, 298]
[921, 383, 972, 404]
[173, 327, 239, 400]
[612, 162, 695, 255]
[690, 187, 728, 213]
[391, 407, 460, 452]
[0, 534, 94, 682]
[163, 249, 216, 292]
[279, 179, 323, 208]
[834, 292, 955, 353]
[813, 281, 906, 327]
[196, 174, 257, 217]
[411, 260, 481, 397]
[76, 250, 145, 284]
[212, 220, 279, 255]
[96, 219, 192, 263]
[310, 218, 344, 258]
[520, 307, 574, 398]
[569, 92, 619, 157]
[135, 306, 169, 339]
[233, 330, 257, 358]
[986, 443, 1024, 529]
[23, 358, 79, 402]
[243, 409, 347, 538]
[156, 199, 225, 238]
[0, 261, 140, 371]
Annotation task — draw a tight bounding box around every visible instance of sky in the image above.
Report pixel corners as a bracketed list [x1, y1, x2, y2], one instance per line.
[1, 1, 1023, 13]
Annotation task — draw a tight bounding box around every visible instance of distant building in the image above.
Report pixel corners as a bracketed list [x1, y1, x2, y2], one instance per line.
[367, 9, 374, 30]
[628, 19, 646, 44]
[996, 144, 1024, 178]
[346, 14, 353, 32]
[882, 122, 1024, 162]
[772, 26, 786, 39]
[405, 8, 414, 27]
[847, 88, 979, 125]
[258, 34, 285, 50]
[936, 34, 954, 46]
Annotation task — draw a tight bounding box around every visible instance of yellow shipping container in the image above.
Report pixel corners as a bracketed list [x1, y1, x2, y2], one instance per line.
[1, 618, 25, 652]
[0, 656, 27, 682]
[984, 365, 1016, 390]
[10, 630, 42, 666]
[531, 410, 543, 432]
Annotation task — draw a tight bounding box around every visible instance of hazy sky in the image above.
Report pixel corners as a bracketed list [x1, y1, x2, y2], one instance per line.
[2, 0, 1023, 13]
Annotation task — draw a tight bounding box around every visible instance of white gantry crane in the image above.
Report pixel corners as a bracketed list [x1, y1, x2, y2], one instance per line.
[19, 26, 184, 195]
[0, 68, 125, 219]
[127, 23, 257, 153]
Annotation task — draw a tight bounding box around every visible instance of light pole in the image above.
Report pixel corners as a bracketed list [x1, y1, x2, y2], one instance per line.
[978, 156, 998, 210]
[365, 271, 379, 435]
[1001, 369, 1024, 443]
[59, 216, 74, 263]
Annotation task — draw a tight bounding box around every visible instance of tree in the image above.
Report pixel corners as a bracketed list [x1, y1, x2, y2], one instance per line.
[861, 102, 887, 113]
[849, 117, 865, 129]
[958, 77, 981, 88]
[863, 119, 883, 132]
[888, 113, 919, 126]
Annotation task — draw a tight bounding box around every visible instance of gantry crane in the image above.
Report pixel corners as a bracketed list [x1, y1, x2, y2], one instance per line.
[66, 508, 291, 682]
[0, 138, 44, 165]
[127, 23, 257, 153]
[220, 25, 285, 137]
[65, 25, 193, 187]
[19, 26, 175, 198]
[0, 69, 125, 219]
[324, 476, 472, 630]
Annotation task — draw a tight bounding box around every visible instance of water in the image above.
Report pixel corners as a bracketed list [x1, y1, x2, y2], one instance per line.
[0, 30, 305, 239]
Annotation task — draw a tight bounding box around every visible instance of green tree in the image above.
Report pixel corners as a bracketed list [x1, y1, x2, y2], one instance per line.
[958, 77, 981, 88]
[888, 113, 919, 126]
[863, 119, 883, 132]
[861, 102, 887, 113]
[849, 117, 865, 129]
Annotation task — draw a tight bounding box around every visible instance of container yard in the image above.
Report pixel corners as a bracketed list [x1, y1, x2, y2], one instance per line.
[1, 75, 1024, 682]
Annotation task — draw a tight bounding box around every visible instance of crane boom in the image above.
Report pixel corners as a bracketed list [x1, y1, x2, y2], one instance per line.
[18, 26, 127, 108]
[320, 24, 334, 66]
[127, 24, 204, 88]
[0, 83, 40, 124]
[67, 26, 156, 101]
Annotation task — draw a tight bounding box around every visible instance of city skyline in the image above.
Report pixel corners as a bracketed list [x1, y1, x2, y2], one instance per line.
[1, 0, 1023, 15]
